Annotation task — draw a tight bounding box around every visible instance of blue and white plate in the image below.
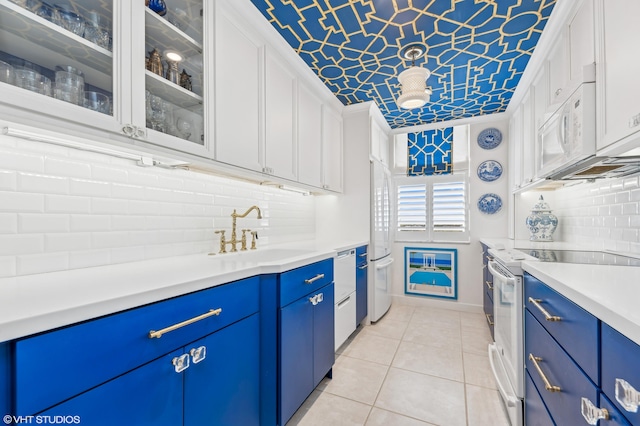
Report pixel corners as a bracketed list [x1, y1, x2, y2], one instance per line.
[477, 160, 503, 182]
[477, 128, 502, 150]
[477, 193, 503, 214]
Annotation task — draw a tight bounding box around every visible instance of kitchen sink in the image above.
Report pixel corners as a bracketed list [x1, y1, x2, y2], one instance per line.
[209, 248, 318, 263]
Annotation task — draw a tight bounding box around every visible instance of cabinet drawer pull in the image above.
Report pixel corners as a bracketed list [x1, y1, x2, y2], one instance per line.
[304, 273, 325, 284]
[485, 313, 494, 326]
[581, 397, 609, 425]
[615, 378, 640, 413]
[359, 252, 368, 258]
[528, 297, 562, 321]
[358, 264, 368, 270]
[485, 280, 493, 291]
[172, 353, 190, 373]
[529, 353, 561, 392]
[149, 308, 222, 339]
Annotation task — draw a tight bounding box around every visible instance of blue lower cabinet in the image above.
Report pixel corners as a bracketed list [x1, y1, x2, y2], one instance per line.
[601, 323, 640, 425]
[355, 245, 368, 325]
[525, 370, 554, 426]
[39, 348, 184, 425]
[0, 342, 10, 420]
[280, 294, 315, 424]
[184, 314, 260, 426]
[279, 264, 334, 426]
[525, 310, 598, 425]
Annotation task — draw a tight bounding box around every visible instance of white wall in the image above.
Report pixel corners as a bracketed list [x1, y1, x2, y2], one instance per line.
[516, 175, 640, 254]
[389, 119, 510, 311]
[0, 132, 316, 278]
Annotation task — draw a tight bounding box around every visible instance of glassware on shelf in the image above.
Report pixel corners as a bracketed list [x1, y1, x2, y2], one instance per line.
[167, 7, 188, 31]
[166, 60, 179, 84]
[83, 91, 110, 114]
[52, 4, 85, 36]
[14, 67, 51, 96]
[0, 61, 15, 85]
[84, 11, 111, 51]
[54, 65, 84, 105]
[147, 48, 163, 76]
[29, 1, 55, 21]
[148, 0, 167, 16]
[175, 115, 192, 141]
[179, 69, 192, 91]
[8, 0, 28, 7]
[148, 93, 166, 132]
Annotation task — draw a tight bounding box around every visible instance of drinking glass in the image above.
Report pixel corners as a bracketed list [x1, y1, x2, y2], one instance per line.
[53, 4, 85, 36]
[84, 11, 111, 50]
[0, 61, 14, 85]
[84, 91, 110, 114]
[54, 65, 84, 105]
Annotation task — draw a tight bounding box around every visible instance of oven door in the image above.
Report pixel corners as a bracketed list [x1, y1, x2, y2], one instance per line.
[488, 260, 524, 398]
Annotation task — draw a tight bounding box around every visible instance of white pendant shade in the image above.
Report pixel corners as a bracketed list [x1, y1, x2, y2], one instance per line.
[397, 66, 431, 109]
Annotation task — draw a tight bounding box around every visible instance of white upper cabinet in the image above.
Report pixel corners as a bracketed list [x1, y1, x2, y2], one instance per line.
[547, 31, 568, 106]
[509, 104, 523, 191]
[0, 0, 124, 134]
[596, 0, 640, 152]
[297, 83, 323, 188]
[265, 48, 297, 181]
[214, 2, 263, 171]
[370, 117, 389, 167]
[521, 89, 535, 185]
[322, 106, 343, 192]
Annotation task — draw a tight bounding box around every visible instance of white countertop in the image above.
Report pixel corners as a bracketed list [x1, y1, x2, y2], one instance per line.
[0, 240, 368, 343]
[481, 238, 640, 346]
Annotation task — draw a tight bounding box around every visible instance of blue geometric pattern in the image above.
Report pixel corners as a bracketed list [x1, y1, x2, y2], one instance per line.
[249, 0, 556, 129]
[407, 128, 452, 176]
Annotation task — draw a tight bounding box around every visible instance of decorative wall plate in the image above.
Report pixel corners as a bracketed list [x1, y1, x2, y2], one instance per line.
[477, 128, 502, 150]
[477, 160, 503, 182]
[477, 193, 503, 214]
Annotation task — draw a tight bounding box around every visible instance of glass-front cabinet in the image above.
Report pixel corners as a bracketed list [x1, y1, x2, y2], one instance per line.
[0, 0, 209, 156]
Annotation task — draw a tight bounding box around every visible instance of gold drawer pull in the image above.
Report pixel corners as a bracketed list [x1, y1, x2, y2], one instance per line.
[485, 280, 493, 291]
[528, 297, 562, 322]
[529, 353, 561, 392]
[485, 313, 494, 326]
[304, 273, 325, 284]
[149, 308, 222, 339]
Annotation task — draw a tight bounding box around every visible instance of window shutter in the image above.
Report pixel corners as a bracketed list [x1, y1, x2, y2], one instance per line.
[433, 181, 466, 233]
[397, 184, 427, 231]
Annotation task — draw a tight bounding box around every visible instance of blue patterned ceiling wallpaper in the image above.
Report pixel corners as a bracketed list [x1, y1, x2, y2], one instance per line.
[250, 0, 556, 129]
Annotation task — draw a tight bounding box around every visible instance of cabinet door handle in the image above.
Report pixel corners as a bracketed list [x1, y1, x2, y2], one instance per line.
[528, 297, 562, 322]
[304, 273, 325, 284]
[149, 308, 222, 339]
[309, 295, 318, 306]
[528, 353, 561, 392]
[359, 252, 368, 258]
[485, 280, 493, 291]
[172, 353, 190, 373]
[581, 397, 609, 425]
[615, 378, 640, 413]
[358, 264, 368, 270]
[485, 313, 494, 326]
[317, 292, 324, 303]
[189, 346, 207, 364]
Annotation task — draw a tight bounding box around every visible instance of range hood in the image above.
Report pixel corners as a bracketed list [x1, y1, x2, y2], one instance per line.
[546, 155, 640, 180]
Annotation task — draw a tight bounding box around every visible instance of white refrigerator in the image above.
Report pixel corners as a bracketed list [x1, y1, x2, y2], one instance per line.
[369, 159, 393, 322]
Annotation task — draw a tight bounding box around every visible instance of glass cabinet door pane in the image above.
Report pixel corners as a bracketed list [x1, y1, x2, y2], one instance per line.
[0, 0, 114, 117]
[144, 0, 204, 146]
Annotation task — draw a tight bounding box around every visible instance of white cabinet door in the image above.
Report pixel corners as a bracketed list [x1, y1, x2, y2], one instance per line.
[297, 84, 323, 188]
[265, 49, 297, 181]
[370, 118, 389, 167]
[547, 31, 569, 106]
[597, 0, 640, 150]
[509, 105, 523, 192]
[322, 106, 343, 192]
[214, 3, 263, 172]
[567, 0, 595, 86]
[521, 89, 535, 185]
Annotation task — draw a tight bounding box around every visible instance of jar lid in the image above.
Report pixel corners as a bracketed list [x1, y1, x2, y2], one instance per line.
[531, 195, 552, 212]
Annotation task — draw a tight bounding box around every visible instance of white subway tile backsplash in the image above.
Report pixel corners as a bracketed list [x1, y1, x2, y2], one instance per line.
[0, 234, 44, 255]
[19, 214, 69, 233]
[0, 134, 316, 277]
[0, 191, 44, 212]
[45, 194, 91, 213]
[0, 213, 17, 233]
[0, 171, 16, 191]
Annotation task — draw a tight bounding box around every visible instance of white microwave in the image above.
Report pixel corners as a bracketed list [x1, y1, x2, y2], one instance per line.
[536, 82, 596, 179]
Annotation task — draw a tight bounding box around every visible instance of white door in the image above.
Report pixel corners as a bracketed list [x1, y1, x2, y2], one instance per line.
[371, 160, 391, 261]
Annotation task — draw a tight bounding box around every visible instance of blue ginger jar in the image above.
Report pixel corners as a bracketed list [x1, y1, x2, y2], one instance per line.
[148, 0, 167, 16]
[526, 196, 558, 241]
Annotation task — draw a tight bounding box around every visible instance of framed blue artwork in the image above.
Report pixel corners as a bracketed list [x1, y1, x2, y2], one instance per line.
[404, 247, 458, 300]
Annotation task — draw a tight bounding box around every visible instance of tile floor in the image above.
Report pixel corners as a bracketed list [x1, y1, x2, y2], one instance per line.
[286, 303, 511, 426]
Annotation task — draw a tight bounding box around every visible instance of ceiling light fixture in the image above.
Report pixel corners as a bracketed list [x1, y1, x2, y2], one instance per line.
[396, 45, 432, 110]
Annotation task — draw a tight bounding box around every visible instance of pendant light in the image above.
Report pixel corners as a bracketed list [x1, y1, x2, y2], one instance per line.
[396, 45, 432, 110]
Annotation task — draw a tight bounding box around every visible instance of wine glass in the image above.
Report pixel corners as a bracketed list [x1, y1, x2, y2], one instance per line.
[176, 116, 192, 141]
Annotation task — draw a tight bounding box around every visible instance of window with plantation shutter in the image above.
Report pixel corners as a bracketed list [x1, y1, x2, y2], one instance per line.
[396, 176, 469, 243]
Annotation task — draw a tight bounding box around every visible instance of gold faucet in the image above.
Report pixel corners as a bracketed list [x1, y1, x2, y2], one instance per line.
[216, 206, 261, 253]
